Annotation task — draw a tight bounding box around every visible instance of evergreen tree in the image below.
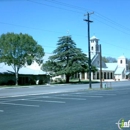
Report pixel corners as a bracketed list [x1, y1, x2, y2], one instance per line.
[42, 36, 96, 83]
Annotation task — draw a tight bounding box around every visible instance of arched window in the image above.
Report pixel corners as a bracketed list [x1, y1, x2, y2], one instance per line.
[91, 46, 93, 50]
[120, 60, 122, 64]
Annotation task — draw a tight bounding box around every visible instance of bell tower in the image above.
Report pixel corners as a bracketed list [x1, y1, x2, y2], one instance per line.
[117, 55, 127, 71]
[90, 36, 99, 59]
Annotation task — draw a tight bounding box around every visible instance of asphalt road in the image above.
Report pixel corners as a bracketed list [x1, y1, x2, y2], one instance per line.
[0, 81, 130, 97]
[0, 81, 130, 130]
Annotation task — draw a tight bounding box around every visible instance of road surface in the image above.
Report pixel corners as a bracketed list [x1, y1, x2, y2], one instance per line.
[0, 81, 130, 130]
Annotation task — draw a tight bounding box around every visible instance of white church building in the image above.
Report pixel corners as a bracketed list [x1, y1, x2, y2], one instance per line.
[53, 36, 130, 81]
[78, 36, 130, 81]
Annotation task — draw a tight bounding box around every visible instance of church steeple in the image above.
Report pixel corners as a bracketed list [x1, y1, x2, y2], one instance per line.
[90, 36, 99, 59]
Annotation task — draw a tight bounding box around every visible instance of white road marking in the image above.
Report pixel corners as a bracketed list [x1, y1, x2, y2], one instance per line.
[92, 94, 116, 96]
[71, 92, 89, 95]
[0, 102, 39, 107]
[0, 92, 60, 99]
[82, 96, 103, 98]
[57, 94, 103, 98]
[20, 99, 66, 104]
[0, 110, 4, 112]
[42, 96, 86, 100]
[43, 100, 65, 103]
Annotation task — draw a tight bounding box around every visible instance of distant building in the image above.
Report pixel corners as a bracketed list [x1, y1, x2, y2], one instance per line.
[79, 36, 130, 81]
[53, 36, 130, 81]
[0, 61, 49, 85]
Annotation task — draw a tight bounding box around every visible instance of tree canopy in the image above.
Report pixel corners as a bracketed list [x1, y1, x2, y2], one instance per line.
[102, 56, 117, 63]
[0, 32, 44, 85]
[42, 36, 97, 83]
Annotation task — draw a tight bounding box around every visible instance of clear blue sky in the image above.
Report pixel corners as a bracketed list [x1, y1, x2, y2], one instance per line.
[0, 0, 130, 60]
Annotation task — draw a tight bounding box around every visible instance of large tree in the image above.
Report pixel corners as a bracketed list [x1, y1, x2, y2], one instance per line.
[42, 36, 97, 83]
[0, 32, 44, 85]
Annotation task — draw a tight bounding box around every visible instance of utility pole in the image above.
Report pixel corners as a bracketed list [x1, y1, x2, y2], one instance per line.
[84, 12, 94, 89]
[99, 44, 103, 89]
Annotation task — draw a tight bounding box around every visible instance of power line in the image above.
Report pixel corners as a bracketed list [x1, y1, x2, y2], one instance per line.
[0, 0, 26, 1]
[40, 0, 91, 12]
[92, 15, 130, 35]
[95, 12, 130, 32]
[100, 40, 130, 51]
[1, 0, 130, 37]
[27, 0, 84, 14]
[0, 21, 87, 37]
[1, 0, 130, 55]
[28, 0, 130, 35]
[1, 0, 130, 36]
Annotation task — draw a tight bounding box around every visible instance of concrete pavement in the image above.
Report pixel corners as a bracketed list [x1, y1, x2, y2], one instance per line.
[0, 83, 130, 130]
[0, 81, 130, 98]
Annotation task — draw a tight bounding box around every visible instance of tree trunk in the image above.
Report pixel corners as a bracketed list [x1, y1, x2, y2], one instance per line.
[14, 65, 19, 86]
[78, 73, 81, 82]
[66, 75, 70, 83]
[15, 71, 18, 86]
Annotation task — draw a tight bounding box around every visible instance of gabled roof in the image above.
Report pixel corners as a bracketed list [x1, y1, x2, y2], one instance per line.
[115, 67, 125, 75]
[118, 55, 126, 59]
[0, 63, 13, 74]
[105, 63, 118, 71]
[0, 63, 46, 75]
[91, 54, 98, 63]
[90, 36, 99, 40]
[126, 72, 130, 75]
[97, 63, 118, 71]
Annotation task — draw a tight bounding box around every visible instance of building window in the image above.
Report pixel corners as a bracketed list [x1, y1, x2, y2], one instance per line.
[111, 73, 113, 79]
[91, 46, 93, 50]
[104, 72, 106, 79]
[97, 72, 99, 79]
[107, 73, 109, 79]
[120, 60, 122, 64]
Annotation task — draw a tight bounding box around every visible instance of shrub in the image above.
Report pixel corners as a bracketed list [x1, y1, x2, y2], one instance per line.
[7, 80, 15, 85]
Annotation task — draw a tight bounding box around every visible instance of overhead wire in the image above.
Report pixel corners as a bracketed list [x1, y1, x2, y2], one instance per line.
[27, 0, 84, 14]
[95, 12, 130, 32]
[0, 0, 130, 56]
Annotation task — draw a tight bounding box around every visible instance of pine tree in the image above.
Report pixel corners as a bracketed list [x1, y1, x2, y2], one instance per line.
[42, 36, 96, 83]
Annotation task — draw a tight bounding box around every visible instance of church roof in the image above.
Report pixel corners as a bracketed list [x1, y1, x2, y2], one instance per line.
[118, 55, 126, 59]
[97, 63, 118, 71]
[126, 72, 130, 75]
[115, 67, 125, 75]
[90, 36, 99, 40]
[105, 63, 118, 71]
[0, 63, 46, 75]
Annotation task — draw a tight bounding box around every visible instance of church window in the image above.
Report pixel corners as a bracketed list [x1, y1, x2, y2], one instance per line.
[120, 60, 122, 64]
[91, 46, 93, 50]
[111, 73, 113, 79]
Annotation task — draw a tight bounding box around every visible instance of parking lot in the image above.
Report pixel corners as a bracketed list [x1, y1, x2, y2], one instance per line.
[0, 85, 130, 130]
[0, 88, 116, 109]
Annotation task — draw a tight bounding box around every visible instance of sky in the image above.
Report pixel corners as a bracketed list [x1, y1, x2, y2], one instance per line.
[0, 0, 130, 60]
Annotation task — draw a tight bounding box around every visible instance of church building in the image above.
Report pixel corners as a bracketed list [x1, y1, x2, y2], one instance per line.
[79, 36, 130, 81]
